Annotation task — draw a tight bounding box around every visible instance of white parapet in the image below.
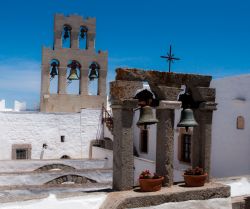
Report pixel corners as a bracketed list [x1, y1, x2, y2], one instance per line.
[0, 99, 5, 111]
[14, 100, 26, 111]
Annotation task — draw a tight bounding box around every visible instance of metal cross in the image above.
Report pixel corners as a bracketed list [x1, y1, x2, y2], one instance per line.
[160, 45, 180, 72]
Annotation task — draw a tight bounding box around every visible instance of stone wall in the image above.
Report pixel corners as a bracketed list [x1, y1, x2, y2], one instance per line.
[0, 109, 102, 160]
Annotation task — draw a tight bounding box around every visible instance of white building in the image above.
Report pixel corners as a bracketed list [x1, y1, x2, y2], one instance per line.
[0, 109, 102, 160]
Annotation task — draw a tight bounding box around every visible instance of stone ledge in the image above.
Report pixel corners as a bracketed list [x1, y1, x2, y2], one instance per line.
[100, 182, 230, 209]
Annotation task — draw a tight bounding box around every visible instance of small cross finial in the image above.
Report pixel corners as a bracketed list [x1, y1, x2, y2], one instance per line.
[160, 45, 180, 72]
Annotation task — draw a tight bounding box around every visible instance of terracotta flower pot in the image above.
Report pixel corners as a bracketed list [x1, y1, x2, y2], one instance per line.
[139, 176, 164, 192]
[183, 173, 208, 187]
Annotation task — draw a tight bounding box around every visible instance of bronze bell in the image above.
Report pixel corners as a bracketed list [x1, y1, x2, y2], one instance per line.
[137, 106, 158, 127]
[177, 108, 198, 132]
[80, 27, 88, 39]
[50, 62, 58, 78]
[63, 27, 70, 39]
[67, 69, 79, 80]
[89, 68, 98, 80]
[50, 66, 58, 78]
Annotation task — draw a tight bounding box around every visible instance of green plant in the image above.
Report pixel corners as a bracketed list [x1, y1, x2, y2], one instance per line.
[139, 170, 161, 179]
[184, 167, 205, 175]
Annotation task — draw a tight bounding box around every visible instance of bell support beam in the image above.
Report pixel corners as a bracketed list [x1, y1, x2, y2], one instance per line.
[112, 99, 138, 191]
[156, 100, 181, 187]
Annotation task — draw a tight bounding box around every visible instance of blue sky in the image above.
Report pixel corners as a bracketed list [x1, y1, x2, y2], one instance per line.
[0, 0, 250, 108]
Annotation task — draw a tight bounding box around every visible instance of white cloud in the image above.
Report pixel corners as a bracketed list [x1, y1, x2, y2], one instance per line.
[0, 58, 41, 93]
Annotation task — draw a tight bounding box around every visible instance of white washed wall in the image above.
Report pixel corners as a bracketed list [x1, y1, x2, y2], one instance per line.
[0, 100, 5, 111]
[0, 109, 102, 160]
[211, 75, 250, 178]
[92, 146, 113, 168]
[14, 100, 26, 111]
[134, 157, 155, 186]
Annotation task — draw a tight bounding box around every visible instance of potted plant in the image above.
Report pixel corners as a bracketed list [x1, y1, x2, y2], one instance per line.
[183, 167, 207, 187]
[139, 170, 164, 192]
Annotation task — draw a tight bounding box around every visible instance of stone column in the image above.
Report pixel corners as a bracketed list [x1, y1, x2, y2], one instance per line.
[41, 64, 50, 95]
[156, 101, 181, 186]
[58, 67, 66, 94]
[87, 33, 95, 51]
[192, 102, 217, 181]
[112, 100, 137, 191]
[80, 64, 89, 95]
[98, 69, 107, 96]
[71, 31, 79, 49]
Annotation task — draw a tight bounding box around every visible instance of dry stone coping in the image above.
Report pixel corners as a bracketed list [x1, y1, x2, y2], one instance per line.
[100, 182, 230, 209]
[35, 164, 76, 172]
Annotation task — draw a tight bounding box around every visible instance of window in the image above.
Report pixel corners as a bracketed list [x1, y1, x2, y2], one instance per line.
[12, 144, 31, 160]
[61, 136, 65, 142]
[181, 134, 191, 163]
[16, 149, 28, 159]
[178, 128, 192, 164]
[237, 116, 245, 129]
[140, 129, 148, 153]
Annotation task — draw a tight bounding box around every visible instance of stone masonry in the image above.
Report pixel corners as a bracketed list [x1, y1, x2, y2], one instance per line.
[110, 68, 217, 190]
[40, 14, 107, 113]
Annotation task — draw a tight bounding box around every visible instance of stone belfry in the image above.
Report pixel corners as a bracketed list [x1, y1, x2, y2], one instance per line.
[40, 14, 108, 112]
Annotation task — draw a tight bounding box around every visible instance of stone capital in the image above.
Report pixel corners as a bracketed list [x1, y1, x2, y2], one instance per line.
[149, 85, 182, 100]
[193, 87, 216, 102]
[110, 80, 143, 104]
[199, 102, 217, 111]
[157, 100, 182, 110]
[111, 99, 138, 109]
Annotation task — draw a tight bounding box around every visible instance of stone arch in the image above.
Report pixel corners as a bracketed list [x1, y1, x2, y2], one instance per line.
[61, 155, 71, 159]
[88, 61, 100, 95]
[34, 164, 76, 172]
[67, 60, 81, 94]
[79, 26, 88, 49]
[45, 174, 97, 185]
[62, 24, 72, 48]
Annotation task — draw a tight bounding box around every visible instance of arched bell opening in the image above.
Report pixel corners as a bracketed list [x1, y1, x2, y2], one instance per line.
[49, 59, 59, 94]
[66, 60, 81, 95]
[79, 26, 88, 50]
[133, 84, 159, 161]
[62, 24, 72, 48]
[88, 62, 100, 95]
[173, 85, 200, 183]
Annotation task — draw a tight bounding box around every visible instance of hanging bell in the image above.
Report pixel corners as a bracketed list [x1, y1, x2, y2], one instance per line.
[177, 108, 198, 132]
[67, 69, 79, 80]
[89, 68, 98, 80]
[63, 28, 70, 39]
[80, 28, 87, 39]
[50, 62, 58, 78]
[50, 66, 58, 78]
[137, 106, 158, 127]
